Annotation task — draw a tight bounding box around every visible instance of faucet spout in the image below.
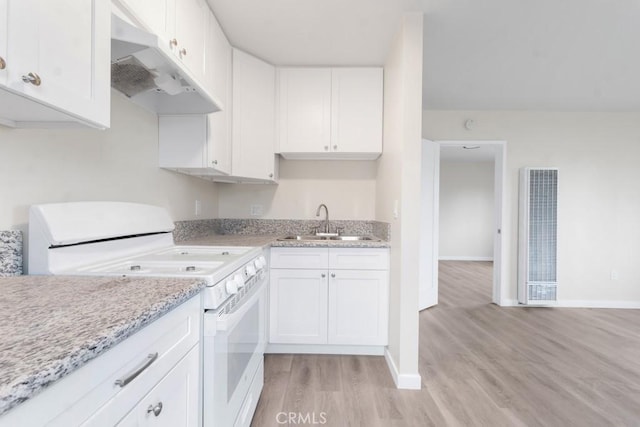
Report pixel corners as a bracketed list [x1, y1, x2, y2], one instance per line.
[315, 204, 330, 234]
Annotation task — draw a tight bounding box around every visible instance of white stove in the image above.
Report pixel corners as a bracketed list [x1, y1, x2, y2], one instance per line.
[28, 201, 268, 427]
[27, 202, 266, 310]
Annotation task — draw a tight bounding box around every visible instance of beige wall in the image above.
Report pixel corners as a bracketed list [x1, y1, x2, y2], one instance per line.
[376, 13, 423, 387]
[217, 159, 377, 219]
[0, 92, 218, 233]
[439, 161, 494, 260]
[423, 110, 640, 305]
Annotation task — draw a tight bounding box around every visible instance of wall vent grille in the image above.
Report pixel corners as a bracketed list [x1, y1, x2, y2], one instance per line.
[518, 168, 558, 304]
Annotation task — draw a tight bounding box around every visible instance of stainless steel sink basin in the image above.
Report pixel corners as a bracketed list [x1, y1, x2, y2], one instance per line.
[329, 235, 375, 241]
[278, 235, 331, 241]
[277, 235, 380, 242]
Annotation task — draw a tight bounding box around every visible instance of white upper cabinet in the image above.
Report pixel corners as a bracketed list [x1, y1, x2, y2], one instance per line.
[157, 12, 232, 177]
[231, 49, 277, 182]
[173, 0, 207, 84]
[117, 0, 174, 40]
[0, 0, 110, 128]
[277, 68, 332, 154]
[277, 67, 383, 160]
[159, 114, 231, 176]
[205, 12, 232, 174]
[331, 68, 383, 156]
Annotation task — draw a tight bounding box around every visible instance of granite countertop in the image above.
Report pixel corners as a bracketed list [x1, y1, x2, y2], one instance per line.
[0, 275, 206, 416]
[179, 234, 390, 248]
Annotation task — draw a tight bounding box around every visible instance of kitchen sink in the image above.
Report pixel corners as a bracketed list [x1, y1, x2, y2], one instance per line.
[277, 235, 380, 242]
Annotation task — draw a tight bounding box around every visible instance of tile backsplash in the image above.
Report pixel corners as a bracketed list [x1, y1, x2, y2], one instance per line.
[173, 219, 390, 242]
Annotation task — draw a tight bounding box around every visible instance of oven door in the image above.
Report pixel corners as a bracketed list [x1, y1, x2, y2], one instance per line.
[203, 278, 266, 427]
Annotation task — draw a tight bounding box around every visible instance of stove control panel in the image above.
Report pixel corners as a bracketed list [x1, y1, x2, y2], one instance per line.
[203, 254, 268, 310]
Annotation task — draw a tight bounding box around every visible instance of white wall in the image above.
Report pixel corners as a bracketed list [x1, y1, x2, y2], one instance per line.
[423, 111, 640, 306]
[0, 92, 218, 232]
[439, 161, 494, 260]
[376, 13, 423, 388]
[217, 159, 377, 219]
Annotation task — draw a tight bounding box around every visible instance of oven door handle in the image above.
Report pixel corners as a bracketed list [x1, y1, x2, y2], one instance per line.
[216, 281, 265, 332]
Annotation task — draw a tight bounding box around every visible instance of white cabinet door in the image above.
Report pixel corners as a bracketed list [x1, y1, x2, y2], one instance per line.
[269, 269, 328, 344]
[328, 269, 389, 346]
[0, 0, 7, 86]
[277, 68, 332, 154]
[331, 68, 383, 155]
[158, 114, 230, 175]
[232, 49, 277, 181]
[174, 0, 207, 84]
[117, 346, 200, 427]
[205, 13, 232, 174]
[3, 0, 110, 128]
[116, 0, 174, 42]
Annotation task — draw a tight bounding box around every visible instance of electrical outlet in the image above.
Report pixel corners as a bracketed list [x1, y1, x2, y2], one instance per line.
[195, 200, 201, 216]
[250, 204, 263, 216]
[610, 270, 619, 280]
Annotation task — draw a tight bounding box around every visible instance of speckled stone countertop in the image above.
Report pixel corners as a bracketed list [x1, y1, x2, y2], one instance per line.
[179, 233, 390, 248]
[0, 231, 22, 276]
[0, 275, 206, 415]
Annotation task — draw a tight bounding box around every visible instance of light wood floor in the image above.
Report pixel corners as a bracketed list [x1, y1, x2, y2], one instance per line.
[252, 261, 640, 426]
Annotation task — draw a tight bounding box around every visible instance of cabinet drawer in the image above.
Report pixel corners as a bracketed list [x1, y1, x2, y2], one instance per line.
[270, 247, 329, 269]
[328, 248, 389, 270]
[0, 296, 201, 427]
[116, 345, 200, 427]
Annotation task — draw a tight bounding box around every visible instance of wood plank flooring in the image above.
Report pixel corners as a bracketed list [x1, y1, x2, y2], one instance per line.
[252, 261, 640, 426]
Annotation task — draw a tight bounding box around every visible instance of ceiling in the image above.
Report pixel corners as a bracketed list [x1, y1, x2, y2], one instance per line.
[208, 0, 640, 111]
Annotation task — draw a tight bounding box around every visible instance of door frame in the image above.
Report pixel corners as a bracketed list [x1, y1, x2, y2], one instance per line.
[419, 140, 507, 308]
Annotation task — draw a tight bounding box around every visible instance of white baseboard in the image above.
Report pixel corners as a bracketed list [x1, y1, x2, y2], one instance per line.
[384, 348, 421, 390]
[266, 343, 384, 356]
[497, 299, 640, 309]
[438, 256, 494, 261]
[556, 300, 640, 309]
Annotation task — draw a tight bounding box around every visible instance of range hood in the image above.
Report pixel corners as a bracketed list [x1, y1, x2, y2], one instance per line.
[111, 14, 222, 114]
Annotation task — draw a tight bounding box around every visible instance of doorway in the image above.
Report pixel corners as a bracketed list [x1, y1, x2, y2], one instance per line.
[419, 140, 506, 310]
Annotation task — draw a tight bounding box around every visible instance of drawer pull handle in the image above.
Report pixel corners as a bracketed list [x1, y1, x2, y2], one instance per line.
[321, 273, 326, 278]
[115, 352, 158, 387]
[147, 402, 163, 417]
[331, 273, 336, 278]
[0, 57, 6, 70]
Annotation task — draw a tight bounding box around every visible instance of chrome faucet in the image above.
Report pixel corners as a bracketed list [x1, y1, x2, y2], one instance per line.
[315, 204, 330, 234]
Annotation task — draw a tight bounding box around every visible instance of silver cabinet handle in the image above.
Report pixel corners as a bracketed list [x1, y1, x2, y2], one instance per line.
[169, 38, 178, 48]
[115, 352, 158, 387]
[179, 48, 187, 56]
[333, 145, 338, 150]
[212, 160, 218, 165]
[0, 57, 5, 70]
[22, 72, 41, 86]
[321, 273, 326, 278]
[147, 402, 163, 417]
[324, 146, 329, 151]
[331, 273, 336, 278]
[269, 173, 274, 178]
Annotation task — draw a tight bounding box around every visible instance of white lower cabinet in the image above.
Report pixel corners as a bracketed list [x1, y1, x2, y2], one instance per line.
[328, 269, 388, 346]
[0, 296, 201, 427]
[117, 345, 199, 427]
[269, 268, 328, 344]
[269, 248, 389, 349]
